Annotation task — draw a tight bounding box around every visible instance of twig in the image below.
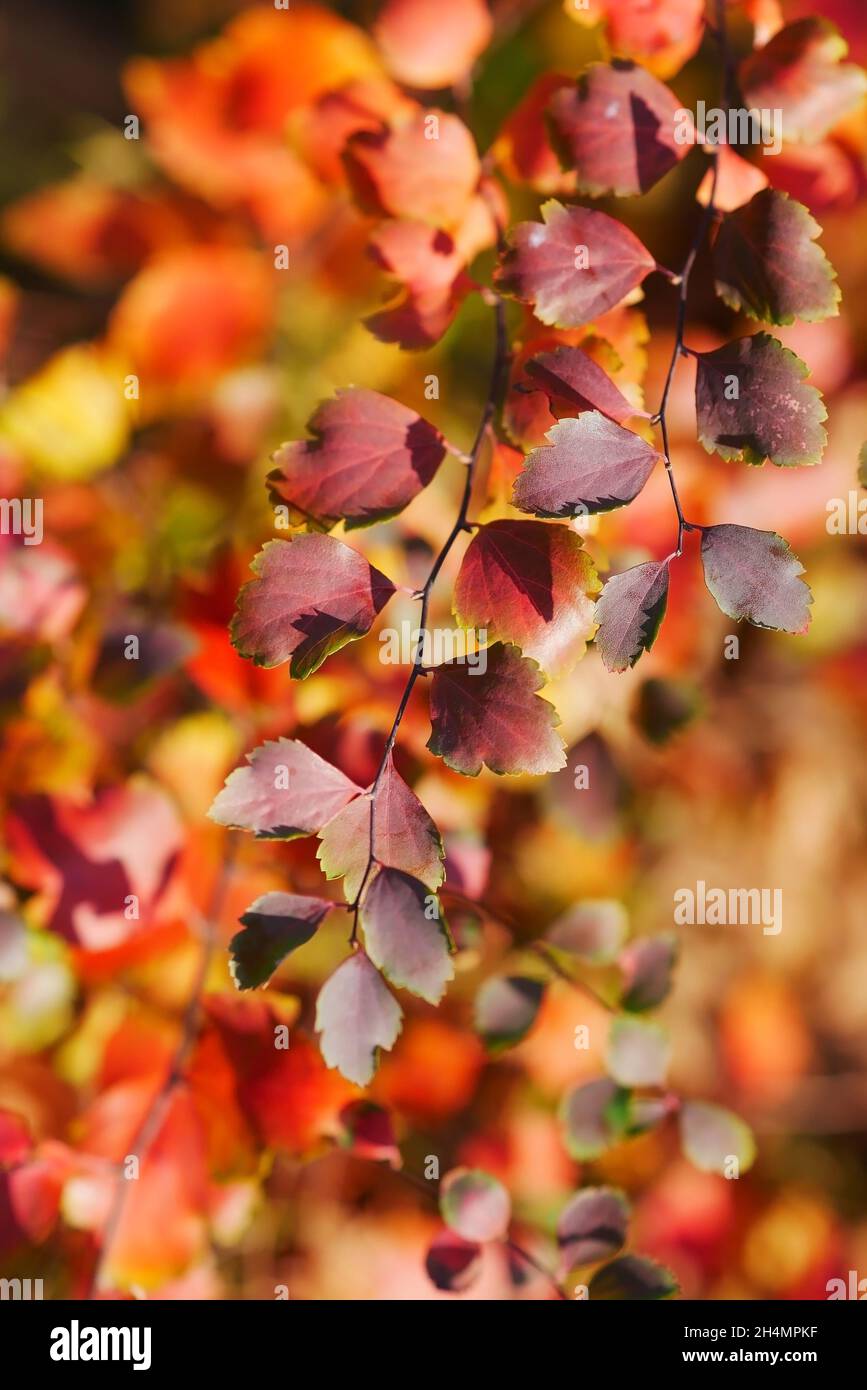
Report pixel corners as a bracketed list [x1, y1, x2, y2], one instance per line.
[86, 832, 239, 1297]
[348, 296, 510, 942]
[654, 0, 728, 557]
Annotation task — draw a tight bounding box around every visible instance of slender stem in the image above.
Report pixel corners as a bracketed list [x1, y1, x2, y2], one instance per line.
[442, 886, 617, 1014]
[348, 297, 510, 940]
[654, 1, 728, 557]
[86, 833, 238, 1297]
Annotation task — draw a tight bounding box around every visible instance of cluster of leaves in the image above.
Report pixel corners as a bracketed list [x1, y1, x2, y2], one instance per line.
[1, 0, 865, 1302]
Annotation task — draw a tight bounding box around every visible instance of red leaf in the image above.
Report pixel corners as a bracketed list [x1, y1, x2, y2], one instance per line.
[493, 73, 576, 194]
[231, 536, 396, 677]
[425, 1229, 483, 1292]
[513, 412, 659, 518]
[209, 736, 362, 837]
[205, 998, 354, 1153]
[700, 524, 812, 634]
[567, 0, 705, 81]
[548, 61, 692, 197]
[344, 111, 480, 227]
[427, 643, 565, 776]
[712, 189, 839, 325]
[317, 753, 444, 901]
[453, 520, 600, 677]
[361, 867, 453, 1004]
[338, 1100, 402, 1168]
[593, 560, 670, 673]
[373, 0, 492, 90]
[694, 333, 827, 467]
[523, 345, 643, 427]
[315, 951, 403, 1086]
[495, 200, 656, 328]
[268, 388, 446, 531]
[368, 221, 463, 293]
[6, 781, 182, 952]
[364, 276, 471, 350]
[741, 17, 867, 145]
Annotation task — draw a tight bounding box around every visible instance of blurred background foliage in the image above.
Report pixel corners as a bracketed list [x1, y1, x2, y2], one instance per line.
[0, 0, 865, 1299]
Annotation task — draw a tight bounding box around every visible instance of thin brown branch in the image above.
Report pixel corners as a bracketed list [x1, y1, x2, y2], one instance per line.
[654, 0, 729, 557]
[348, 295, 510, 940]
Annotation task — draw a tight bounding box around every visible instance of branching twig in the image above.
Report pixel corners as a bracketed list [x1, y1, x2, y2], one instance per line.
[654, 0, 729, 556]
[348, 296, 510, 941]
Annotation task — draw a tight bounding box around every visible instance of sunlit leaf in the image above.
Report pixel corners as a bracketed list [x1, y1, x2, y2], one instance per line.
[427, 643, 566, 776]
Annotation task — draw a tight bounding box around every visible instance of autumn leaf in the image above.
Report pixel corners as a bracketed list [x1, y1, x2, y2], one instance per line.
[557, 1187, 629, 1272]
[268, 388, 446, 531]
[700, 524, 812, 634]
[593, 560, 670, 673]
[544, 899, 629, 964]
[427, 643, 566, 776]
[360, 867, 453, 1004]
[694, 334, 827, 468]
[373, 0, 492, 90]
[494, 200, 656, 328]
[618, 934, 678, 1012]
[425, 1230, 483, 1292]
[607, 1015, 671, 1087]
[343, 111, 480, 227]
[548, 61, 692, 197]
[453, 520, 600, 678]
[559, 1078, 628, 1161]
[231, 536, 396, 677]
[514, 413, 659, 518]
[678, 1101, 756, 1176]
[589, 1254, 678, 1300]
[741, 18, 867, 145]
[522, 346, 643, 428]
[493, 74, 576, 194]
[317, 754, 444, 902]
[473, 976, 545, 1052]
[315, 951, 403, 1087]
[440, 1167, 511, 1242]
[229, 893, 334, 989]
[209, 737, 362, 838]
[564, 0, 705, 81]
[712, 190, 840, 325]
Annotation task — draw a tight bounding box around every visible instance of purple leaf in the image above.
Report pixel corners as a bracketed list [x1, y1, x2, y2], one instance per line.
[524, 345, 643, 427]
[425, 1231, 483, 1292]
[701, 524, 812, 633]
[712, 189, 839, 325]
[231, 535, 396, 678]
[268, 388, 446, 531]
[315, 951, 402, 1086]
[427, 643, 566, 776]
[513, 413, 659, 517]
[548, 60, 691, 197]
[208, 737, 362, 838]
[557, 1187, 629, 1272]
[593, 560, 670, 673]
[473, 976, 545, 1052]
[495, 200, 656, 328]
[361, 868, 454, 1005]
[317, 754, 444, 901]
[694, 333, 827, 468]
